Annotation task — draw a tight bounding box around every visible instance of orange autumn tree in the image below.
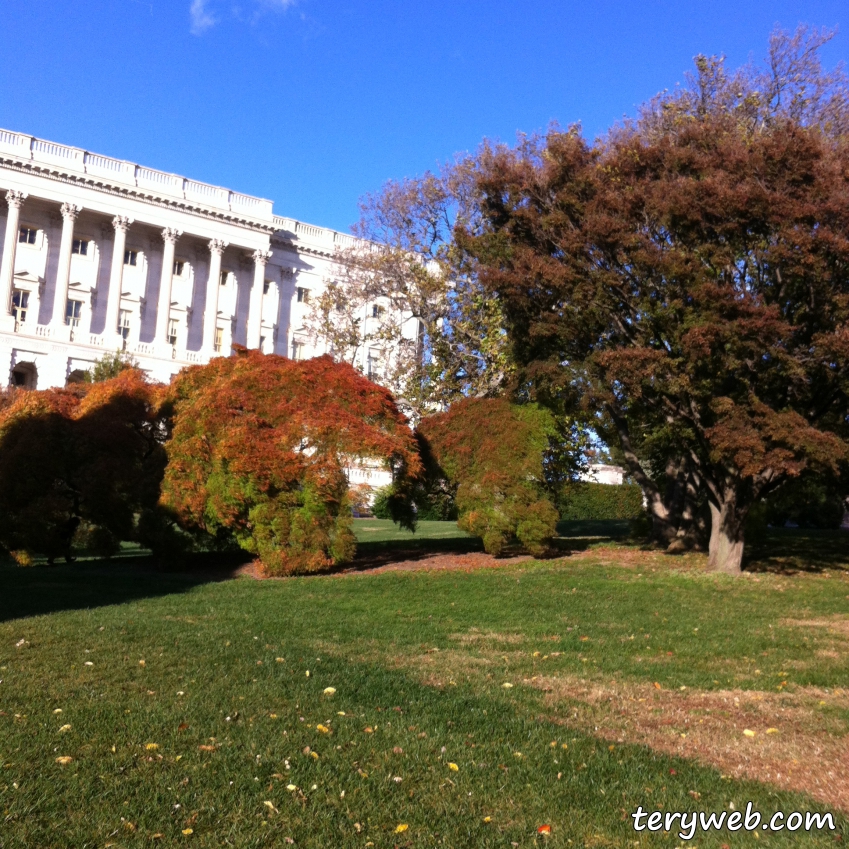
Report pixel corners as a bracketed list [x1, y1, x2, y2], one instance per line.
[0, 370, 169, 563]
[161, 348, 422, 575]
[417, 398, 560, 556]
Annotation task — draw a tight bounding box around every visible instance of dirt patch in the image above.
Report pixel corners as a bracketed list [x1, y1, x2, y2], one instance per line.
[532, 676, 849, 811]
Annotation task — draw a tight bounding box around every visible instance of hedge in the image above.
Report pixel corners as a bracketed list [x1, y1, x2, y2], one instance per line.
[558, 482, 644, 521]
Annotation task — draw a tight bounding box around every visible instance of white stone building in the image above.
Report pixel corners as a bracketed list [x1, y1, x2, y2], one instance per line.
[0, 128, 405, 390]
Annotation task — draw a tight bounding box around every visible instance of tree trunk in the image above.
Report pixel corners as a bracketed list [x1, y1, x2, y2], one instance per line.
[707, 496, 746, 575]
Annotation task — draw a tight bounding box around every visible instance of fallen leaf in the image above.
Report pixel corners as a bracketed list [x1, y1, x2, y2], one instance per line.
[743, 729, 756, 738]
[448, 762, 459, 771]
[198, 745, 216, 752]
[502, 682, 513, 689]
[538, 824, 552, 834]
[323, 687, 336, 695]
[766, 728, 779, 734]
[55, 756, 73, 765]
[394, 824, 408, 834]
[653, 682, 661, 690]
[145, 743, 159, 751]
[181, 828, 193, 836]
[59, 724, 71, 733]
[263, 800, 278, 814]
[483, 816, 492, 823]
[316, 724, 330, 734]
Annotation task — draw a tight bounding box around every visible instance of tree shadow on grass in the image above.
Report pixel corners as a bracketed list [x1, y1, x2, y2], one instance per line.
[0, 550, 254, 624]
[744, 528, 849, 575]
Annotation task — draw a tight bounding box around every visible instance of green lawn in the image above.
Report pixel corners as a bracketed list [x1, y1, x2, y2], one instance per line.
[0, 530, 847, 847]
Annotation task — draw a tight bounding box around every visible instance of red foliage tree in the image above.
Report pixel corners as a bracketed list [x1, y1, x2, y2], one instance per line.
[0, 371, 168, 562]
[458, 85, 849, 572]
[161, 348, 422, 575]
[417, 398, 560, 556]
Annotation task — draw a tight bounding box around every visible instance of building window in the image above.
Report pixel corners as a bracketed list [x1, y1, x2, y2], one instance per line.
[72, 239, 89, 256]
[124, 249, 138, 266]
[118, 309, 131, 339]
[296, 287, 310, 303]
[371, 304, 384, 318]
[259, 334, 266, 351]
[173, 260, 185, 276]
[65, 299, 83, 327]
[220, 270, 229, 286]
[11, 290, 28, 326]
[18, 227, 37, 245]
[213, 327, 223, 353]
[292, 339, 305, 361]
[167, 318, 179, 346]
[263, 279, 271, 295]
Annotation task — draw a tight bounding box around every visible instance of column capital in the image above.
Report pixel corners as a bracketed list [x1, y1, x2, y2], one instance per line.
[60, 203, 81, 223]
[252, 249, 273, 267]
[5, 190, 27, 210]
[209, 239, 228, 256]
[112, 215, 133, 234]
[161, 227, 182, 245]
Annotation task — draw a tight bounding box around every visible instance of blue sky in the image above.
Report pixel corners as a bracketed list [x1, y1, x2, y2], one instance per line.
[2, 1, 846, 232]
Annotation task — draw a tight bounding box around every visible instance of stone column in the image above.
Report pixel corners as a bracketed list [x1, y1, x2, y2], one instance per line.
[104, 216, 133, 340]
[51, 203, 82, 330]
[202, 239, 227, 354]
[247, 250, 271, 350]
[154, 228, 181, 345]
[0, 190, 28, 329]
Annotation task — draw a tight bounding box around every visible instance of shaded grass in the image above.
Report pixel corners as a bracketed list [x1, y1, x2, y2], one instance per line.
[1, 535, 848, 846]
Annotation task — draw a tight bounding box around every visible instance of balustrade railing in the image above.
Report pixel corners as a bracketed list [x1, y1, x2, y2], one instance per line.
[0, 128, 274, 220]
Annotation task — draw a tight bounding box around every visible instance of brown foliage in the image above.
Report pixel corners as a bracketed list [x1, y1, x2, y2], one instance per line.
[457, 38, 849, 573]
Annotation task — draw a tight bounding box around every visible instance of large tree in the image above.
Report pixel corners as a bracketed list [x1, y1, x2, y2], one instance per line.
[457, 29, 849, 573]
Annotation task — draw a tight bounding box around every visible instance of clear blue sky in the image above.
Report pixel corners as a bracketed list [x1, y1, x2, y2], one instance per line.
[2, 1, 846, 232]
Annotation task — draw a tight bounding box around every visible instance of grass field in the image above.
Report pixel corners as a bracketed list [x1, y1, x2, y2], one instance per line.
[0, 524, 847, 847]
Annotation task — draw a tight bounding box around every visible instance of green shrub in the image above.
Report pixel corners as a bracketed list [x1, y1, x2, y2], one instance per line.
[558, 482, 644, 521]
[371, 486, 393, 519]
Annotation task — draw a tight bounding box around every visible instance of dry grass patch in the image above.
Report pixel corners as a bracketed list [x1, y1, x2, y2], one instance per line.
[449, 629, 527, 645]
[533, 675, 849, 811]
[782, 615, 849, 640]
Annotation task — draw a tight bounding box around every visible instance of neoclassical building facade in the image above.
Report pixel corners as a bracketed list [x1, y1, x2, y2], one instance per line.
[0, 127, 378, 389]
